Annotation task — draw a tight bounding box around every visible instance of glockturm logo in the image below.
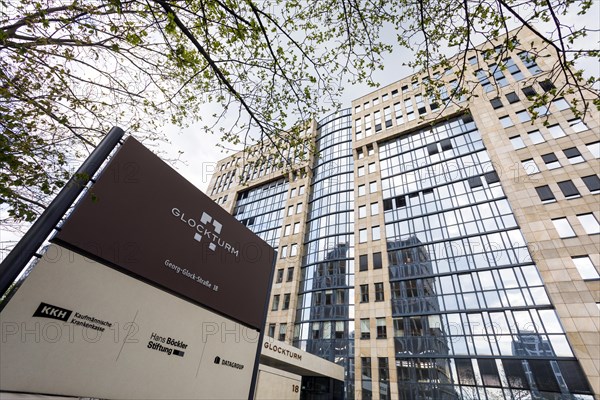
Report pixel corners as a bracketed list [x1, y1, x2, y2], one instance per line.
[194, 212, 222, 251]
[171, 208, 238, 256]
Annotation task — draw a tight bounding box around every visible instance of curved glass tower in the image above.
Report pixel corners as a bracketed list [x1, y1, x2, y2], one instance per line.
[293, 109, 356, 398]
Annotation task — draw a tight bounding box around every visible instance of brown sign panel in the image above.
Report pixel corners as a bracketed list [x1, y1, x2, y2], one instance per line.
[55, 137, 275, 330]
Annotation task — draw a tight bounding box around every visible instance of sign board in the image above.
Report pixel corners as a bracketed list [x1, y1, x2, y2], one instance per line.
[0, 245, 258, 399]
[54, 137, 275, 330]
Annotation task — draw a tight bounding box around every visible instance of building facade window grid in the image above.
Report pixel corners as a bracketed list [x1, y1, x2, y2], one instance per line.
[218, 32, 598, 399]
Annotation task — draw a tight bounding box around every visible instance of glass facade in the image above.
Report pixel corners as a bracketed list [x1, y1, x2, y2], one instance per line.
[219, 33, 598, 398]
[233, 177, 288, 248]
[293, 109, 356, 398]
[379, 115, 593, 399]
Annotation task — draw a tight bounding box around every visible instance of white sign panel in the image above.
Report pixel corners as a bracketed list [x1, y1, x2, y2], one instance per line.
[0, 244, 259, 399]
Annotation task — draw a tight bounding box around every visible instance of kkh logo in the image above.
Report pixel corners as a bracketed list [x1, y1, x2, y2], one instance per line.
[33, 302, 73, 322]
[171, 208, 239, 256]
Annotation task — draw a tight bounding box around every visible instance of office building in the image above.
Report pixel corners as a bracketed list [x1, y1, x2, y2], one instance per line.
[207, 27, 599, 399]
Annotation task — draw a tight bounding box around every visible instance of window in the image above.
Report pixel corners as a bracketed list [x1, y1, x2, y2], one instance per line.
[572, 256, 599, 280]
[290, 188, 297, 198]
[393, 318, 404, 337]
[359, 254, 368, 271]
[564, 147, 584, 164]
[504, 58, 524, 80]
[533, 104, 549, 116]
[516, 109, 531, 123]
[528, 130, 545, 144]
[373, 252, 382, 269]
[490, 97, 503, 109]
[369, 181, 377, 193]
[272, 295, 280, 310]
[358, 184, 366, 196]
[299, 185, 305, 195]
[360, 284, 369, 302]
[393, 102, 404, 125]
[540, 79, 555, 92]
[490, 63, 508, 87]
[268, 323, 276, 338]
[547, 124, 566, 139]
[283, 294, 290, 310]
[284, 224, 291, 236]
[440, 138, 453, 151]
[552, 218, 576, 238]
[364, 115, 372, 136]
[367, 146, 374, 155]
[557, 180, 580, 199]
[505, 92, 520, 103]
[535, 185, 556, 203]
[404, 98, 415, 121]
[290, 243, 298, 257]
[287, 205, 294, 216]
[375, 283, 384, 301]
[582, 175, 600, 194]
[484, 171, 500, 184]
[279, 323, 287, 341]
[427, 143, 439, 155]
[296, 203, 303, 213]
[468, 56, 477, 65]
[371, 202, 379, 215]
[293, 222, 300, 234]
[383, 198, 393, 211]
[372, 226, 381, 241]
[368, 163, 376, 174]
[395, 196, 406, 208]
[577, 213, 600, 235]
[553, 98, 570, 111]
[374, 110, 382, 132]
[378, 358, 390, 396]
[391, 89, 399, 97]
[376, 318, 387, 338]
[522, 86, 536, 98]
[569, 118, 588, 133]
[359, 229, 367, 243]
[287, 267, 294, 282]
[311, 322, 320, 339]
[521, 159, 540, 175]
[510, 136, 526, 150]
[468, 176, 483, 188]
[518, 51, 542, 75]
[276, 268, 284, 283]
[384, 106, 392, 127]
[476, 69, 491, 92]
[357, 165, 365, 177]
[542, 153, 561, 169]
[359, 205, 367, 219]
[280, 245, 288, 259]
[585, 141, 599, 158]
[355, 118, 362, 140]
